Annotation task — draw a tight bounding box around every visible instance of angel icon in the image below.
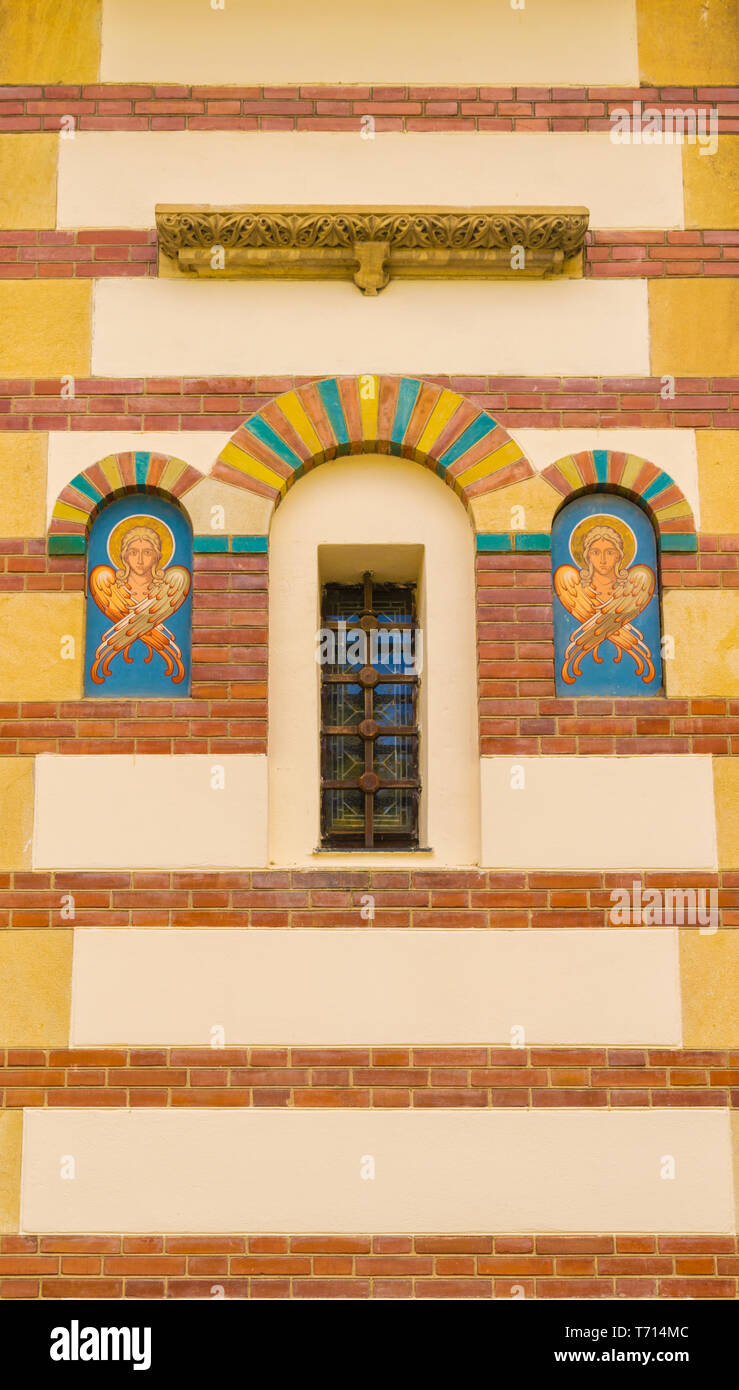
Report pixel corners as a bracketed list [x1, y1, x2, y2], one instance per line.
[88, 514, 191, 685]
[553, 516, 656, 686]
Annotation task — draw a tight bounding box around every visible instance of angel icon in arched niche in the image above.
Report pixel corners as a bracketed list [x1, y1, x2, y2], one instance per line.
[551, 494, 662, 696]
[84, 495, 192, 696]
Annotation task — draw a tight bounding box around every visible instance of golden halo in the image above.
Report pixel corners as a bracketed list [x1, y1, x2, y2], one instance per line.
[568, 512, 636, 570]
[107, 514, 175, 572]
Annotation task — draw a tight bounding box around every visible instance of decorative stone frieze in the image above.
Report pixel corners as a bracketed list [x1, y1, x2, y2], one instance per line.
[155, 206, 590, 293]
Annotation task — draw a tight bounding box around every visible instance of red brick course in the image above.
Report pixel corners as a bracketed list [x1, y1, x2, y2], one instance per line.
[0, 229, 157, 278]
[0, 869, 733, 929]
[1, 228, 735, 279]
[1, 1046, 737, 1110]
[1, 374, 738, 429]
[0, 84, 736, 133]
[1, 1232, 736, 1298]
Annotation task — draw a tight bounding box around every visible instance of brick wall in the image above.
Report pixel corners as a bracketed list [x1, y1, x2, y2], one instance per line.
[2, 1232, 736, 1300]
[0, 84, 736, 133]
[2, 376, 737, 429]
[1, 229, 736, 279]
[0, 870, 733, 929]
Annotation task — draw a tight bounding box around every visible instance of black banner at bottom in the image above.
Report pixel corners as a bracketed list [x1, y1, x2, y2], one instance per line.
[0, 1294, 731, 1379]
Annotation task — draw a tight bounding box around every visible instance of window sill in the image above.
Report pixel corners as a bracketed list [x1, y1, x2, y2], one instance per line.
[313, 846, 433, 854]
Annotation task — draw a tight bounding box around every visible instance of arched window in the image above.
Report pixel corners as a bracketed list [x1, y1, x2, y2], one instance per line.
[551, 492, 662, 697]
[84, 493, 193, 697]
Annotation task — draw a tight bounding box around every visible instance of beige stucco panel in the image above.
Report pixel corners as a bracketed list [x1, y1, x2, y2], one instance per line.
[0, 930, 72, 1048]
[664, 590, 739, 698]
[0, 282, 91, 377]
[92, 278, 650, 377]
[683, 140, 739, 229]
[649, 281, 739, 377]
[186, 476, 272, 537]
[470, 474, 561, 534]
[100, 0, 639, 84]
[637, 0, 739, 84]
[58, 132, 683, 231]
[0, 434, 48, 538]
[727, 1112, 733, 1234]
[0, 0, 100, 83]
[0, 1112, 23, 1234]
[70, 927, 682, 1048]
[33, 754, 268, 870]
[680, 929, 739, 1050]
[20, 1108, 734, 1233]
[0, 135, 57, 229]
[268, 455, 479, 868]
[0, 758, 34, 871]
[481, 756, 717, 870]
[0, 595, 84, 701]
[696, 431, 739, 533]
[713, 758, 739, 868]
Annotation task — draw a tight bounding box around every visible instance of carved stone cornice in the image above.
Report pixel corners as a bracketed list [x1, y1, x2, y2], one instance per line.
[155, 205, 589, 293]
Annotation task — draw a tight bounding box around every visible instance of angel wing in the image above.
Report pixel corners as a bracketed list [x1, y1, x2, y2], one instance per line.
[89, 565, 191, 685]
[553, 565, 597, 622]
[559, 565, 656, 685]
[89, 565, 130, 622]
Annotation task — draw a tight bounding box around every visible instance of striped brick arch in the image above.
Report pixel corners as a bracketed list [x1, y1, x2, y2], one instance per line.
[213, 375, 534, 509]
[543, 449, 697, 551]
[48, 451, 202, 553]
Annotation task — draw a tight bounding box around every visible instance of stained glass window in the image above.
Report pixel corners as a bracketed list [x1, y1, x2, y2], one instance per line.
[320, 573, 420, 849]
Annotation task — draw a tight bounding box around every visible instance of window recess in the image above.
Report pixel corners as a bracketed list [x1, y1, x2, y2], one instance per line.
[320, 572, 420, 850]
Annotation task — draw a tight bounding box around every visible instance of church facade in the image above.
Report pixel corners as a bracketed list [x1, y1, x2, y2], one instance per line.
[0, 0, 738, 1300]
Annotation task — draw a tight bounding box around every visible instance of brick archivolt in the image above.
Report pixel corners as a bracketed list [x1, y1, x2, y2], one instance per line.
[46, 377, 697, 553]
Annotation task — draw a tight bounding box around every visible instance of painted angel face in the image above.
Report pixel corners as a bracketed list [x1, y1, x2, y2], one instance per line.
[125, 539, 157, 578]
[586, 539, 620, 578]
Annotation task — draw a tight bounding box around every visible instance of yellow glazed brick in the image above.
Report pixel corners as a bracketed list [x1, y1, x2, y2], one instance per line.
[0, 1112, 22, 1233]
[683, 140, 739, 229]
[469, 474, 561, 534]
[713, 758, 739, 867]
[0, 135, 57, 229]
[649, 281, 739, 376]
[0, 281, 91, 377]
[0, 931, 73, 1048]
[0, 594, 84, 700]
[0, 758, 34, 870]
[0, 0, 101, 83]
[663, 590, 739, 697]
[697, 431, 739, 532]
[680, 929, 739, 1049]
[637, 0, 739, 84]
[0, 433, 47, 537]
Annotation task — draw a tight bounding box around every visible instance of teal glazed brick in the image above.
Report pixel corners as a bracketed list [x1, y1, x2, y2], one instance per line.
[593, 449, 609, 484]
[69, 472, 102, 505]
[659, 533, 698, 552]
[134, 451, 152, 486]
[476, 534, 512, 552]
[232, 536, 269, 553]
[48, 535, 86, 555]
[515, 533, 551, 552]
[391, 377, 421, 444]
[193, 536, 229, 553]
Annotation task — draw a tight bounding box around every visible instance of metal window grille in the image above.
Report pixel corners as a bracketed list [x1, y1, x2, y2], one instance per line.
[320, 572, 420, 849]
